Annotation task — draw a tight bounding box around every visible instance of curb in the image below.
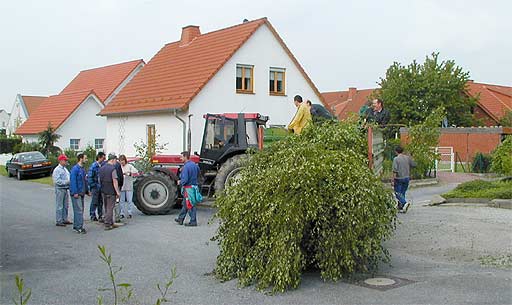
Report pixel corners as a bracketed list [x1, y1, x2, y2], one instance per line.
[433, 197, 512, 209]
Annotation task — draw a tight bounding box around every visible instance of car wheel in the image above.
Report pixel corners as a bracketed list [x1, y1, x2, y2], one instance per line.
[7, 169, 13, 177]
[16, 171, 23, 180]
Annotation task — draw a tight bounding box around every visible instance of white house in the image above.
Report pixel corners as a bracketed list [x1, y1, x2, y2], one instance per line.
[100, 18, 327, 156]
[15, 60, 144, 151]
[0, 109, 10, 134]
[6, 95, 47, 135]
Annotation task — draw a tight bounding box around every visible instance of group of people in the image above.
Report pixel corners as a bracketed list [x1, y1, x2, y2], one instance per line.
[286, 94, 414, 213]
[52, 151, 138, 233]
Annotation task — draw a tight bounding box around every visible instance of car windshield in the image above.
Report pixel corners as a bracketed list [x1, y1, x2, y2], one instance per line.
[19, 152, 46, 162]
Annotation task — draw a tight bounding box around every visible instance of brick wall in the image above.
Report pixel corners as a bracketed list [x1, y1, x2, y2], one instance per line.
[400, 127, 506, 162]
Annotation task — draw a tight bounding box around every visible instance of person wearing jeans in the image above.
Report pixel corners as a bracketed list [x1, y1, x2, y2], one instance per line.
[392, 146, 416, 213]
[52, 154, 71, 227]
[88, 152, 105, 221]
[175, 151, 200, 226]
[70, 153, 90, 234]
[119, 155, 137, 219]
[99, 153, 121, 230]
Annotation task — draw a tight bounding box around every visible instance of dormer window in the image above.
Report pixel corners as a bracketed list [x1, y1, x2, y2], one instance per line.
[236, 64, 254, 94]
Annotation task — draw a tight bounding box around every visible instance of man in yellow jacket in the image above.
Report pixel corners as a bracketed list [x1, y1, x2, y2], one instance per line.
[287, 95, 312, 135]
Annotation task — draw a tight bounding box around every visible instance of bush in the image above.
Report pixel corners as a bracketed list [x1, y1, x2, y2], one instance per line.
[13, 141, 41, 154]
[405, 107, 445, 178]
[471, 152, 491, 173]
[0, 137, 22, 153]
[491, 136, 512, 176]
[213, 120, 397, 293]
[443, 179, 512, 199]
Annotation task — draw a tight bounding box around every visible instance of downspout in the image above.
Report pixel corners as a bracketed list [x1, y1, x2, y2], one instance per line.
[187, 114, 193, 153]
[174, 110, 186, 152]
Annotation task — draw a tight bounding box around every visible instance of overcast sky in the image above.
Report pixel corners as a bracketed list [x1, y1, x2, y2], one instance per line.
[1, 0, 510, 111]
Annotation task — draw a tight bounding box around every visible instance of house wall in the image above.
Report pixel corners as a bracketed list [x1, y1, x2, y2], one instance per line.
[0, 110, 9, 131]
[105, 113, 184, 156]
[106, 23, 322, 156]
[186, 23, 321, 153]
[6, 95, 27, 135]
[401, 127, 504, 162]
[51, 95, 106, 151]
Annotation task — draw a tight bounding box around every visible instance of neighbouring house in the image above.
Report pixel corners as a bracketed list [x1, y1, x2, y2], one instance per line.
[15, 59, 144, 151]
[99, 18, 327, 156]
[0, 109, 10, 134]
[322, 87, 377, 119]
[467, 81, 512, 126]
[6, 95, 47, 135]
[400, 126, 512, 163]
[321, 81, 512, 125]
[322, 82, 512, 163]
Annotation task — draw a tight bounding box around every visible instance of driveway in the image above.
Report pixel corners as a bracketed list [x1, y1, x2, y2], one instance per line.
[1, 176, 511, 305]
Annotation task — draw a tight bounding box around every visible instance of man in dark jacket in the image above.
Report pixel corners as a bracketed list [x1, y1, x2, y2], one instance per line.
[88, 152, 105, 221]
[366, 99, 391, 126]
[99, 153, 121, 230]
[70, 153, 89, 234]
[175, 151, 200, 226]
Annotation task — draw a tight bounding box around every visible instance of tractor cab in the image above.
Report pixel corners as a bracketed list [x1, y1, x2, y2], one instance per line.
[199, 113, 268, 172]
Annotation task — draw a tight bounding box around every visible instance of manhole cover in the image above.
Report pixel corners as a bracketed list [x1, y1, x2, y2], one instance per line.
[353, 275, 415, 291]
[364, 277, 396, 286]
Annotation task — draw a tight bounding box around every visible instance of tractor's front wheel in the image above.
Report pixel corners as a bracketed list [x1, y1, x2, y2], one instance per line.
[133, 171, 177, 215]
[214, 155, 247, 195]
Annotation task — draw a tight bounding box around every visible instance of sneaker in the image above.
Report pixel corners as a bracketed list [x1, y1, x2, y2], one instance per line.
[63, 220, 73, 225]
[90, 216, 98, 222]
[128, 215, 132, 219]
[74, 228, 87, 234]
[184, 222, 197, 227]
[174, 218, 183, 225]
[120, 215, 125, 219]
[104, 226, 114, 231]
[56, 223, 66, 227]
[403, 202, 411, 213]
[99, 217, 104, 223]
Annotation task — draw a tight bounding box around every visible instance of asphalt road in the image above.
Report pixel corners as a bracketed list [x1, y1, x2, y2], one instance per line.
[1, 176, 511, 305]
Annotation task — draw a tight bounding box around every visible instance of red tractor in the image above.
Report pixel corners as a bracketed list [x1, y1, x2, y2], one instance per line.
[133, 113, 269, 215]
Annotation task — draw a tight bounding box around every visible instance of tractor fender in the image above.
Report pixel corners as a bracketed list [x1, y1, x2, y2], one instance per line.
[152, 167, 179, 182]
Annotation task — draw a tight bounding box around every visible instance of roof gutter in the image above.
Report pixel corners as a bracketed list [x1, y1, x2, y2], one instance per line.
[174, 110, 187, 152]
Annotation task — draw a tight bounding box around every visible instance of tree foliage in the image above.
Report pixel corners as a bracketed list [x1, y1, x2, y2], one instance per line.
[38, 123, 61, 156]
[378, 52, 477, 127]
[491, 136, 512, 176]
[213, 121, 397, 293]
[499, 111, 512, 127]
[133, 134, 168, 172]
[405, 107, 446, 178]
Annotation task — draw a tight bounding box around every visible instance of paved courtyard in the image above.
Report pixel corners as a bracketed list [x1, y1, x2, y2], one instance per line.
[1, 175, 511, 305]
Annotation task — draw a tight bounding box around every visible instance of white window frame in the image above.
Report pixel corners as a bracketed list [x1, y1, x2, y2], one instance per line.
[94, 138, 104, 151]
[70, 139, 80, 150]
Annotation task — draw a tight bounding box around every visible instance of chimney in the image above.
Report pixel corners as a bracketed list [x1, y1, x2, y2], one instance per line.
[348, 87, 357, 101]
[180, 25, 201, 45]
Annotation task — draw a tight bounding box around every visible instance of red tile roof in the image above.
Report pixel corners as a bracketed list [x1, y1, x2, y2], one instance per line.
[323, 82, 512, 122]
[15, 90, 95, 135]
[322, 88, 376, 119]
[60, 59, 144, 103]
[21, 96, 48, 116]
[100, 18, 326, 115]
[466, 81, 512, 122]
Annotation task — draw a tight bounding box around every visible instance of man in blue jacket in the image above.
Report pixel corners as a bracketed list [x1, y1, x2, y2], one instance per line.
[175, 151, 200, 226]
[70, 153, 90, 234]
[88, 152, 105, 221]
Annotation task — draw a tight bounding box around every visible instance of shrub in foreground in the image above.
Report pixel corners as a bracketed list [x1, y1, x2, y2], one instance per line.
[491, 136, 512, 176]
[213, 121, 397, 293]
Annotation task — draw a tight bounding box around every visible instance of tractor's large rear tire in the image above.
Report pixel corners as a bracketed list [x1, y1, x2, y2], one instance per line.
[214, 155, 247, 195]
[133, 171, 177, 215]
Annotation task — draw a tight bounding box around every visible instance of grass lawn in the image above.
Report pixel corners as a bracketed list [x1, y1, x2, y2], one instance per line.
[0, 165, 53, 185]
[0, 165, 7, 177]
[443, 179, 512, 199]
